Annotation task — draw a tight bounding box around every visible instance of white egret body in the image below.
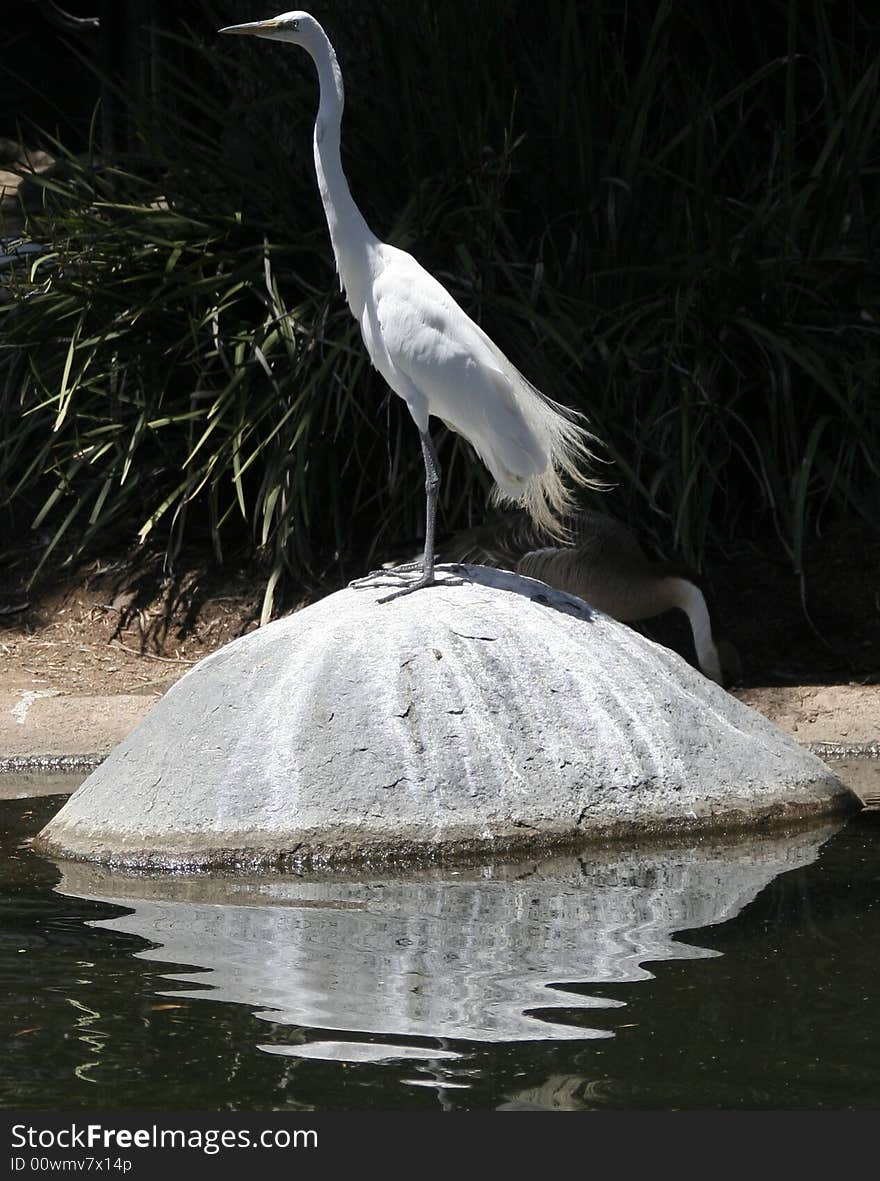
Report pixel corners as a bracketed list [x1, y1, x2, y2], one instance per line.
[221, 11, 594, 599]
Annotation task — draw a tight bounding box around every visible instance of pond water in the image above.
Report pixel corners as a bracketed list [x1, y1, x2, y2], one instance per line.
[2, 786, 878, 1111]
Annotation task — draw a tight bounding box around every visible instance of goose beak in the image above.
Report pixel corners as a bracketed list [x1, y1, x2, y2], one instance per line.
[219, 19, 279, 37]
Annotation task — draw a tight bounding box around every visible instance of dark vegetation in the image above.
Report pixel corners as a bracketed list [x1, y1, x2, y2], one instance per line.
[1, 0, 878, 626]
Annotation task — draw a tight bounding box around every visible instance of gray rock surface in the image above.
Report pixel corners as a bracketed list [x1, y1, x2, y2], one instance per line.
[35, 566, 857, 869]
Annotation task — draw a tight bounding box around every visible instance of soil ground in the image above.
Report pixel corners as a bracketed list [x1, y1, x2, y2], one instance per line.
[1, 542, 264, 700]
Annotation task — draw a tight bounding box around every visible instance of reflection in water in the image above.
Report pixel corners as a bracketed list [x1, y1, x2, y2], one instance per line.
[0, 771, 86, 800]
[261, 1041, 460, 1063]
[498, 1073, 614, 1111]
[55, 823, 841, 1065]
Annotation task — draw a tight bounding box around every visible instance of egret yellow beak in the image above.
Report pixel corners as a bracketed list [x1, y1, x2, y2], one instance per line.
[219, 19, 280, 36]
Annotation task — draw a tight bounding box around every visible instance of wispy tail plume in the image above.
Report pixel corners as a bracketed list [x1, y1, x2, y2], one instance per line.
[490, 365, 604, 541]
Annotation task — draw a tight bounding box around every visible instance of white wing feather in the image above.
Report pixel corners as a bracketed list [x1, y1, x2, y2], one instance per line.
[366, 245, 593, 536]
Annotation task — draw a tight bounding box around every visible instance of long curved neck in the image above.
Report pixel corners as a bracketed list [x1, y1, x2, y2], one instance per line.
[665, 576, 723, 684]
[307, 28, 378, 313]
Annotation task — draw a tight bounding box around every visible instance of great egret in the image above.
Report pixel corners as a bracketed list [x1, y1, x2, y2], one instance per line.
[404, 509, 739, 684]
[220, 11, 595, 601]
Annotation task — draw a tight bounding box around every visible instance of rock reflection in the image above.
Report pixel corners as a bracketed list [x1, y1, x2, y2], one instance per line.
[53, 823, 840, 1063]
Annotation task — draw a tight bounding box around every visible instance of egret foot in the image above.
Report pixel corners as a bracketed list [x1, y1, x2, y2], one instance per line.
[377, 566, 467, 603]
[349, 564, 467, 601]
[349, 564, 420, 590]
[377, 571, 436, 603]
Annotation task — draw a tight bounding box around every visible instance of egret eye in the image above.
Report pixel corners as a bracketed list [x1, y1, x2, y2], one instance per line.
[289, 18, 299, 30]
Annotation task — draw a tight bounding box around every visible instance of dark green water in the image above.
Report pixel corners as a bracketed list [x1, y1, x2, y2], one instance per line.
[2, 791, 878, 1111]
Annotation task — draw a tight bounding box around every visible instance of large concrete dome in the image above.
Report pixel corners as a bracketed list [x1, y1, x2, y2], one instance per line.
[35, 566, 856, 870]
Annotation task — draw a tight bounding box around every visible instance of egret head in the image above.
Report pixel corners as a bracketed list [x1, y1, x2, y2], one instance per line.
[219, 10, 322, 47]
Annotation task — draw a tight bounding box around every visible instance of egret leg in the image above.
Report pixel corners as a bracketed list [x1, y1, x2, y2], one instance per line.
[349, 431, 463, 601]
[375, 431, 442, 603]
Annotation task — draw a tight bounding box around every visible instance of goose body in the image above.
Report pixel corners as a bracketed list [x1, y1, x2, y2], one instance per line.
[430, 510, 737, 684]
